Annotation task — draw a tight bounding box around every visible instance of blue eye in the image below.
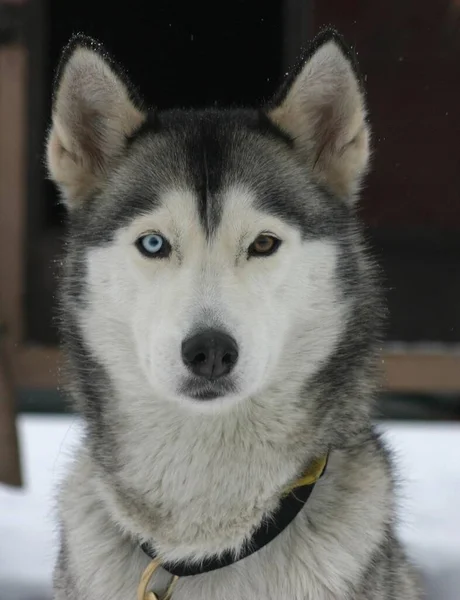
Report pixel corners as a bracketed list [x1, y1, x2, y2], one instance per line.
[141, 234, 163, 253]
[136, 233, 171, 258]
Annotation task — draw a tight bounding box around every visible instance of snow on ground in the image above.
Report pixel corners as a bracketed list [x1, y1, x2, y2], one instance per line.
[1, 415, 459, 599]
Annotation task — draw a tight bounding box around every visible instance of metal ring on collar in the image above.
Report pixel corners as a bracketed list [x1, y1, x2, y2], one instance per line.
[137, 559, 179, 600]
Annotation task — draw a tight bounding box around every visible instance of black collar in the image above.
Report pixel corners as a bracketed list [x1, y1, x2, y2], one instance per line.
[141, 454, 328, 578]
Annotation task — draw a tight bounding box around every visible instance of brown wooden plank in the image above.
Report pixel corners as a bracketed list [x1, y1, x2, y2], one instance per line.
[0, 42, 28, 485]
[8, 345, 460, 393]
[0, 348, 22, 486]
[12, 345, 61, 388]
[383, 352, 460, 393]
[0, 44, 27, 350]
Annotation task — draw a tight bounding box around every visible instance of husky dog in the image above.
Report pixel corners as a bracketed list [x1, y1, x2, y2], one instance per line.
[47, 29, 421, 600]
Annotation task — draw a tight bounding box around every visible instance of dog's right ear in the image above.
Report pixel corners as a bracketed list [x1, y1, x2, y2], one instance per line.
[46, 35, 146, 209]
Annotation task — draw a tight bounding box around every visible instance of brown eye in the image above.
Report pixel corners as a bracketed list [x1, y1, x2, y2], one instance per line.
[248, 234, 282, 258]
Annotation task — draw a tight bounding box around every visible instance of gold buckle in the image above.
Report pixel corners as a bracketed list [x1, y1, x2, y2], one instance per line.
[137, 559, 179, 600]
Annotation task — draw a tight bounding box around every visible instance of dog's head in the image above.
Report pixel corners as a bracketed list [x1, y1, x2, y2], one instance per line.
[48, 31, 377, 412]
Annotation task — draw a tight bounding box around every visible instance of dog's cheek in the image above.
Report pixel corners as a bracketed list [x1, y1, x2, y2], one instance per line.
[130, 272, 197, 393]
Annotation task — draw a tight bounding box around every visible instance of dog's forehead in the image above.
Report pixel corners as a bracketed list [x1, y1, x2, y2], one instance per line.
[77, 110, 347, 247]
[126, 110, 296, 235]
[142, 183, 282, 241]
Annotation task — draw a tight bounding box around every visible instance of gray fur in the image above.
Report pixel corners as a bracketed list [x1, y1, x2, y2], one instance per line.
[48, 29, 422, 600]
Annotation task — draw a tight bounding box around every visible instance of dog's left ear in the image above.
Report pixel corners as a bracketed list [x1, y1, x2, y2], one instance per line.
[268, 30, 369, 201]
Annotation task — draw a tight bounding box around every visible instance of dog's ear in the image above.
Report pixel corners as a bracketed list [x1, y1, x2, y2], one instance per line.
[46, 35, 146, 209]
[268, 30, 369, 201]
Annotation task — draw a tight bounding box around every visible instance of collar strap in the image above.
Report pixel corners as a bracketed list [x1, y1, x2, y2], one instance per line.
[141, 453, 328, 578]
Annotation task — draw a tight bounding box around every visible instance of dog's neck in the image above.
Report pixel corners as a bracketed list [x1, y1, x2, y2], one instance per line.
[90, 382, 329, 565]
[140, 453, 328, 577]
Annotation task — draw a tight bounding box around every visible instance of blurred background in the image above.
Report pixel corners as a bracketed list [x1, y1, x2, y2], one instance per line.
[0, 0, 459, 598]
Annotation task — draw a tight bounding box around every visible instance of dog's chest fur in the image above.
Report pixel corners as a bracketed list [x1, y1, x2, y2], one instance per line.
[55, 436, 419, 600]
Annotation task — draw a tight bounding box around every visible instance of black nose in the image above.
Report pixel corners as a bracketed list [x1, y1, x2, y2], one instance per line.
[182, 329, 239, 380]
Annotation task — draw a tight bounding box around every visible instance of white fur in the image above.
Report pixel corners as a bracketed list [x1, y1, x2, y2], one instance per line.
[80, 184, 346, 409]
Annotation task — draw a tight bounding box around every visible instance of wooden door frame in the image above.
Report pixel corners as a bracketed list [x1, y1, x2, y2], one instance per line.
[0, 39, 27, 485]
[0, 11, 60, 394]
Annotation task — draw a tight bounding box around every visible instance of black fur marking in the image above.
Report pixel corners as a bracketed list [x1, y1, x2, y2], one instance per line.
[355, 525, 410, 598]
[310, 308, 377, 403]
[54, 533, 79, 600]
[93, 191, 160, 243]
[255, 182, 352, 241]
[335, 236, 361, 299]
[255, 187, 313, 236]
[64, 321, 119, 471]
[185, 115, 226, 236]
[305, 246, 384, 446]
